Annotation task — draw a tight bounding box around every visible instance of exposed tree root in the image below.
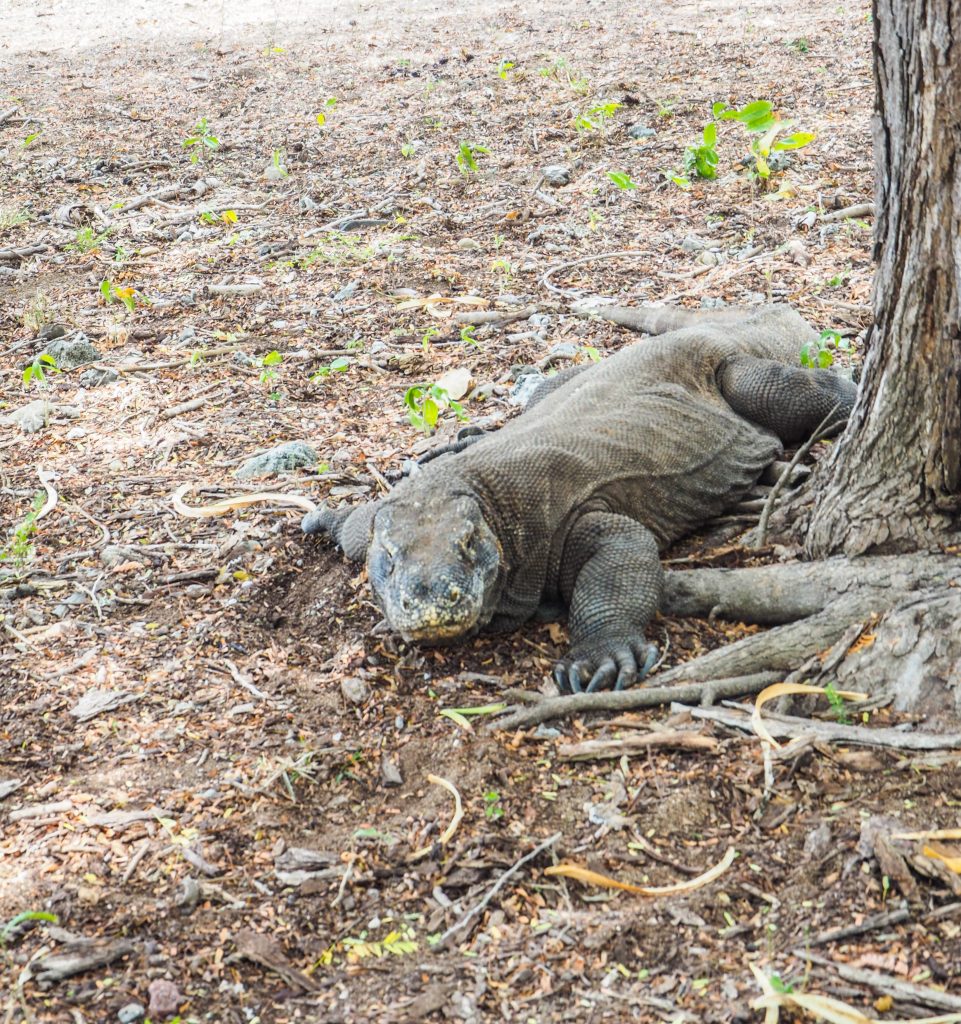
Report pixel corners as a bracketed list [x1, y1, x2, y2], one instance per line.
[495, 553, 961, 729]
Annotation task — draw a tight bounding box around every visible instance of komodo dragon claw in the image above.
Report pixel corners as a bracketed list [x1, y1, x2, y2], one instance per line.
[553, 641, 658, 694]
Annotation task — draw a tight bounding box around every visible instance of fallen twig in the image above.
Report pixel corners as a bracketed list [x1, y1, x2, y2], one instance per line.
[794, 948, 961, 1012]
[557, 729, 719, 761]
[434, 832, 561, 948]
[820, 201, 875, 222]
[539, 250, 651, 296]
[808, 906, 911, 946]
[680, 702, 961, 751]
[407, 774, 464, 862]
[491, 672, 781, 732]
[171, 483, 316, 518]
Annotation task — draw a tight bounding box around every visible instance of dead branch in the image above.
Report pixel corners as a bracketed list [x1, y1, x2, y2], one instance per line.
[557, 730, 719, 761]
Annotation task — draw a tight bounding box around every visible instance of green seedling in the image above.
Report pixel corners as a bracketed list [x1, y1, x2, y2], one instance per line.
[0, 207, 30, 228]
[315, 96, 337, 125]
[400, 141, 416, 159]
[188, 347, 207, 367]
[537, 57, 588, 93]
[824, 682, 852, 725]
[459, 325, 480, 347]
[712, 100, 815, 179]
[259, 349, 283, 384]
[607, 170, 638, 190]
[309, 356, 350, 382]
[573, 102, 621, 133]
[22, 353, 59, 389]
[684, 121, 719, 180]
[0, 493, 45, 568]
[421, 325, 440, 352]
[99, 279, 143, 313]
[0, 910, 59, 946]
[800, 329, 851, 369]
[483, 791, 504, 820]
[271, 148, 289, 177]
[496, 59, 515, 79]
[22, 129, 42, 148]
[455, 140, 490, 176]
[199, 209, 238, 226]
[65, 226, 110, 252]
[404, 383, 468, 435]
[789, 37, 810, 53]
[182, 116, 220, 164]
[661, 169, 691, 190]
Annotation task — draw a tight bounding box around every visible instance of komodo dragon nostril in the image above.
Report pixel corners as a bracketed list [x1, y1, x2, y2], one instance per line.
[448, 586, 461, 603]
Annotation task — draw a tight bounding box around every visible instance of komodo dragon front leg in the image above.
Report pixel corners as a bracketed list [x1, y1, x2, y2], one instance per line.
[717, 355, 857, 444]
[554, 512, 662, 693]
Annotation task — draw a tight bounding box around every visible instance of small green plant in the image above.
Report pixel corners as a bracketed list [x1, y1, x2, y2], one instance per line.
[0, 493, 45, 568]
[260, 349, 283, 385]
[22, 353, 59, 389]
[22, 129, 42, 148]
[271, 148, 289, 177]
[587, 208, 605, 231]
[496, 59, 515, 79]
[800, 329, 851, 369]
[459, 325, 480, 348]
[400, 141, 416, 159]
[483, 791, 504, 820]
[684, 122, 719, 180]
[66, 226, 110, 253]
[404, 383, 468, 435]
[655, 99, 676, 120]
[0, 207, 30, 229]
[309, 356, 350, 382]
[661, 168, 691, 190]
[580, 345, 601, 363]
[420, 325, 440, 352]
[455, 140, 490, 176]
[607, 170, 638, 191]
[99, 279, 142, 313]
[574, 102, 621, 133]
[490, 257, 514, 288]
[294, 232, 378, 268]
[712, 100, 815, 180]
[0, 910, 59, 946]
[188, 347, 207, 368]
[537, 57, 588, 93]
[315, 96, 337, 125]
[789, 37, 810, 53]
[182, 116, 220, 164]
[769, 973, 795, 994]
[823, 682, 852, 725]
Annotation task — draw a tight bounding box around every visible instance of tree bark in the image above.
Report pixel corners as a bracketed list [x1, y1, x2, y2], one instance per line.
[804, 0, 961, 557]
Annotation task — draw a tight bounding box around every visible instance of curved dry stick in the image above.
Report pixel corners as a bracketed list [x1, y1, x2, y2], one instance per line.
[539, 249, 652, 296]
[36, 468, 59, 521]
[171, 483, 317, 519]
[407, 774, 465, 863]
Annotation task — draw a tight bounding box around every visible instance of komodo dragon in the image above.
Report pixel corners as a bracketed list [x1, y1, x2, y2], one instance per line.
[303, 303, 857, 694]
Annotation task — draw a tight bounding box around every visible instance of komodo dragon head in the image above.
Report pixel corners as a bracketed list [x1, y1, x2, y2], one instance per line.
[367, 493, 503, 643]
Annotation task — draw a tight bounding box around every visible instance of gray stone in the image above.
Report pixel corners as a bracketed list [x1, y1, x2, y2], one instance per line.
[41, 334, 100, 369]
[118, 1003, 145, 1024]
[78, 367, 119, 388]
[541, 164, 571, 187]
[334, 280, 359, 301]
[234, 441, 318, 479]
[628, 123, 656, 139]
[5, 400, 52, 433]
[341, 676, 370, 704]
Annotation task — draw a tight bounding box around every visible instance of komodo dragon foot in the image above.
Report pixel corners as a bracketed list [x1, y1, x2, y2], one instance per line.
[553, 641, 658, 694]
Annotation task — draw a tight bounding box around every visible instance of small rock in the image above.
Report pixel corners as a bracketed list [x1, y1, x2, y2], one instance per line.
[235, 441, 318, 479]
[341, 676, 370, 704]
[334, 280, 358, 301]
[38, 323, 67, 341]
[147, 978, 181, 1019]
[5, 399, 53, 434]
[42, 334, 100, 369]
[696, 250, 725, 267]
[381, 755, 403, 787]
[803, 821, 832, 859]
[101, 545, 149, 568]
[541, 164, 571, 187]
[628, 122, 656, 139]
[78, 367, 119, 388]
[456, 237, 482, 251]
[782, 238, 810, 266]
[680, 234, 709, 253]
[118, 1002, 145, 1023]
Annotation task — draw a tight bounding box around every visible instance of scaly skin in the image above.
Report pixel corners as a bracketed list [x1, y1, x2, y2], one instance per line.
[304, 304, 858, 693]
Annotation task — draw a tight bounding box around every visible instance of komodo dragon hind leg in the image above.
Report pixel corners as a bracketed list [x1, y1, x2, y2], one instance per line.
[554, 512, 663, 694]
[717, 355, 857, 445]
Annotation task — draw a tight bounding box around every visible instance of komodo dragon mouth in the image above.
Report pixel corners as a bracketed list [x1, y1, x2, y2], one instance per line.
[367, 494, 502, 644]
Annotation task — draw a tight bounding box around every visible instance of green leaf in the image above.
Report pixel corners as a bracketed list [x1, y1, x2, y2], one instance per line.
[262, 350, 283, 366]
[773, 131, 816, 151]
[423, 397, 439, 428]
[702, 122, 717, 146]
[817, 349, 834, 369]
[329, 356, 350, 371]
[711, 100, 728, 119]
[606, 171, 637, 190]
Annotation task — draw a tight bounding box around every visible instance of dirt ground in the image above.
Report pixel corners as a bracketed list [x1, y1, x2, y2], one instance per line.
[2, 1, 961, 1021]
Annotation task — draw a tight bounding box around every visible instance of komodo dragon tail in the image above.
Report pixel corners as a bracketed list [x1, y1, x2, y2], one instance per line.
[571, 299, 777, 336]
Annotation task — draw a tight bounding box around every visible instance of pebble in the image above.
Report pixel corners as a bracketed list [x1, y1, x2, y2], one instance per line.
[42, 333, 101, 369]
[341, 677, 370, 704]
[117, 1002, 145, 1023]
[541, 164, 571, 186]
[78, 367, 119, 388]
[628, 122, 656, 139]
[456, 237, 481, 250]
[5, 400, 53, 433]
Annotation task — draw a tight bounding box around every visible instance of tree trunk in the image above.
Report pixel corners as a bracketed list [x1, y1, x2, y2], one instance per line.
[804, 0, 961, 557]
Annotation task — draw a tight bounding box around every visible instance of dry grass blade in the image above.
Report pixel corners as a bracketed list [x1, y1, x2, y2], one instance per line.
[406, 774, 464, 862]
[171, 483, 317, 518]
[545, 845, 735, 896]
[752, 682, 867, 749]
